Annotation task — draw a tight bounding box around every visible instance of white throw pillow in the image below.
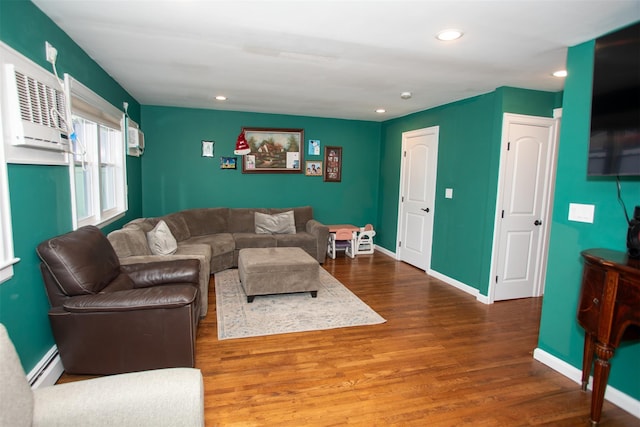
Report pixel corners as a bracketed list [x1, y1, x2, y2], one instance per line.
[255, 211, 296, 235]
[146, 220, 178, 255]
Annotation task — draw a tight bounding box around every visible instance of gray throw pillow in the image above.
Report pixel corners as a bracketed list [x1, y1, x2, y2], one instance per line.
[146, 220, 178, 255]
[255, 211, 296, 235]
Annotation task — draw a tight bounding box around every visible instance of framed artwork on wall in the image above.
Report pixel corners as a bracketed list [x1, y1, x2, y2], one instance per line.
[220, 156, 237, 169]
[323, 146, 342, 182]
[308, 139, 321, 156]
[305, 161, 322, 176]
[202, 140, 214, 157]
[241, 128, 304, 173]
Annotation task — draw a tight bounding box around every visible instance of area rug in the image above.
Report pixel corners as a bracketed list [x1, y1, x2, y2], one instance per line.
[215, 268, 386, 340]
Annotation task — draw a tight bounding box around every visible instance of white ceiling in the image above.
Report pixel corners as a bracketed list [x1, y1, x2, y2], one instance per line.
[31, 0, 640, 121]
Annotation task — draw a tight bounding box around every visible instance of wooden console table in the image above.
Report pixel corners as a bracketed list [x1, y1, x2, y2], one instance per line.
[577, 248, 640, 426]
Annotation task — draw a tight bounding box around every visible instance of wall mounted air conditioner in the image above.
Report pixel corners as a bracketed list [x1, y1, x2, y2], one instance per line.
[1, 63, 69, 152]
[127, 118, 144, 157]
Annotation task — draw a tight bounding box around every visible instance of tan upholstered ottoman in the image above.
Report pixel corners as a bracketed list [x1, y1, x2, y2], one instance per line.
[238, 247, 320, 303]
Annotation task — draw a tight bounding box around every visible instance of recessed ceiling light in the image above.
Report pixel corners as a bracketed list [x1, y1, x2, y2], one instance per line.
[215, 95, 227, 101]
[552, 70, 568, 78]
[375, 108, 386, 114]
[436, 29, 463, 41]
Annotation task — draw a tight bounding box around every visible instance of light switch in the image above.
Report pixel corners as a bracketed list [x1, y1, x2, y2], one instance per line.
[568, 203, 595, 223]
[445, 188, 453, 199]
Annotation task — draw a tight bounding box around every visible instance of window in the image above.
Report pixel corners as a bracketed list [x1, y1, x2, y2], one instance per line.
[0, 101, 19, 284]
[66, 76, 127, 229]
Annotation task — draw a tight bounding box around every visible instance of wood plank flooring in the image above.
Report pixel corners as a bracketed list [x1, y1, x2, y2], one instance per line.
[58, 251, 638, 426]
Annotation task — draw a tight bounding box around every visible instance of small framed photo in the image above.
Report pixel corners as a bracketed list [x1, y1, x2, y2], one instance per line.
[202, 140, 214, 157]
[308, 139, 321, 156]
[220, 156, 237, 169]
[323, 146, 342, 182]
[305, 161, 322, 176]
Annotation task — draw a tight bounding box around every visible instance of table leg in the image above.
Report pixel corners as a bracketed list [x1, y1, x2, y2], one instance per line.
[590, 342, 615, 426]
[346, 231, 356, 258]
[581, 333, 595, 391]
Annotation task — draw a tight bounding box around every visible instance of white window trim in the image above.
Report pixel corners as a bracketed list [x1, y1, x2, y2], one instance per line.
[65, 75, 127, 230]
[0, 97, 20, 284]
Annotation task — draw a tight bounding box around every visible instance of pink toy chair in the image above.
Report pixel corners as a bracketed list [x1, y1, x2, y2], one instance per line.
[328, 228, 356, 259]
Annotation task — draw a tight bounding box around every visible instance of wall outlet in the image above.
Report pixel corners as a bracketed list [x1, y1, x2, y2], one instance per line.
[45, 41, 57, 64]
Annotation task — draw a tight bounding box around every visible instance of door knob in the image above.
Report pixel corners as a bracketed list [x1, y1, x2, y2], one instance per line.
[534, 219, 542, 226]
[421, 208, 430, 213]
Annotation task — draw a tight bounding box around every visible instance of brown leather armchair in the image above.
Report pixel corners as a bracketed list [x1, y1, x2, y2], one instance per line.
[37, 225, 202, 375]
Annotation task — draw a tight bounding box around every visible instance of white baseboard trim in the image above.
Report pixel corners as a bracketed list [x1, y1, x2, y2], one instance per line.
[27, 345, 64, 389]
[428, 269, 490, 304]
[372, 247, 490, 304]
[374, 244, 396, 258]
[533, 348, 640, 419]
[370, 246, 637, 418]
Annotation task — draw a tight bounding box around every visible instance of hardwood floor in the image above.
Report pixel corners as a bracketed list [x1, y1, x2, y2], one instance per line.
[59, 251, 638, 426]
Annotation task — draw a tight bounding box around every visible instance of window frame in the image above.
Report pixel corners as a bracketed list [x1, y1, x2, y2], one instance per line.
[0, 99, 19, 284]
[65, 75, 127, 230]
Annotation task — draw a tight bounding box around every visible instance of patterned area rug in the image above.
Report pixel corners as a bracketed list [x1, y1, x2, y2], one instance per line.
[215, 268, 386, 340]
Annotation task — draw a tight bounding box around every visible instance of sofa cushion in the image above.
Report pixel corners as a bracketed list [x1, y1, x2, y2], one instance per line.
[270, 206, 313, 232]
[161, 213, 191, 242]
[274, 232, 317, 258]
[124, 218, 155, 233]
[254, 211, 296, 235]
[182, 233, 234, 257]
[181, 208, 229, 236]
[228, 208, 268, 233]
[108, 227, 152, 257]
[37, 226, 121, 296]
[147, 220, 178, 255]
[233, 233, 276, 249]
[99, 272, 136, 293]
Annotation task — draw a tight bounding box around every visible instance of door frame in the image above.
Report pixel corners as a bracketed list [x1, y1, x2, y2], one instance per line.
[488, 111, 561, 303]
[395, 126, 439, 270]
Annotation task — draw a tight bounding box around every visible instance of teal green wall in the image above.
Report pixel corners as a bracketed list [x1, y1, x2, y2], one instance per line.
[0, 0, 142, 372]
[2, 165, 70, 370]
[378, 88, 559, 294]
[140, 106, 382, 225]
[2, 0, 637, 406]
[538, 41, 640, 400]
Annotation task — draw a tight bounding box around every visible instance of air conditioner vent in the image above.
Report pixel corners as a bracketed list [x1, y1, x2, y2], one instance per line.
[14, 70, 67, 132]
[2, 62, 69, 152]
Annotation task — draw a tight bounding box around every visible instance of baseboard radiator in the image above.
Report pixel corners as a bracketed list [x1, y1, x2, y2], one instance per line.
[27, 345, 63, 388]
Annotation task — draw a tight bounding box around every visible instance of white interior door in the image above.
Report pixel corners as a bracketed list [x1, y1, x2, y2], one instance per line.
[493, 114, 557, 301]
[397, 127, 439, 271]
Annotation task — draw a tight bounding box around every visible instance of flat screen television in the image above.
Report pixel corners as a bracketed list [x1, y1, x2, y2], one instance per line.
[587, 22, 640, 176]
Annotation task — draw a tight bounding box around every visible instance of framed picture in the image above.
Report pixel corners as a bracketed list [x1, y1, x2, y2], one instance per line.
[323, 146, 342, 182]
[241, 128, 304, 173]
[308, 139, 321, 156]
[202, 140, 214, 157]
[220, 156, 237, 169]
[305, 161, 322, 176]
